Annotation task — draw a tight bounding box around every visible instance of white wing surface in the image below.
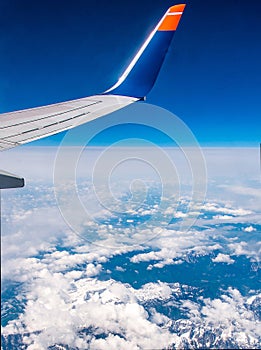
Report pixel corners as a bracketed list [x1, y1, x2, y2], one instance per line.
[0, 95, 137, 151]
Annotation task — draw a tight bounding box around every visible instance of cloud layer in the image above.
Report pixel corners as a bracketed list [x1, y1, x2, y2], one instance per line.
[1, 147, 260, 349]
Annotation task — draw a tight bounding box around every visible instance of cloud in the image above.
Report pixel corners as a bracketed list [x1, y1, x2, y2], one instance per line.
[134, 282, 172, 302]
[2, 242, 260, 349]
[181, 288, 261, 348]
[244, 226, 257, 232]
[212, 253, 235, 264]
[115, 265, 125, 272]
[129, 226, 224, 268]
[223, 185, 261, 200]
[2, 276, 176, 349]
[213, 214, 234, 220]
[199, 202, 252, 216]
[228, 241, 260, 259]
[86, 263, 102, 277]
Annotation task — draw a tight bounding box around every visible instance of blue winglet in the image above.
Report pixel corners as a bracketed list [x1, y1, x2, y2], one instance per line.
[104, 4, 186, 99]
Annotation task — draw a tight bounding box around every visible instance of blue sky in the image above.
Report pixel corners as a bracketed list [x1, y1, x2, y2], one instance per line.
[0, 0, 260, 146]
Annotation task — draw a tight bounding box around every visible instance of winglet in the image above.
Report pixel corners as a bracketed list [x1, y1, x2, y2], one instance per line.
[104, 4, 186, 99]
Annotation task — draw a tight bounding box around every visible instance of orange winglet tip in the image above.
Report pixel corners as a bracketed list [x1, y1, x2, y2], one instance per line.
[158, 4, 186, 31]
[169, 4, 186, 13]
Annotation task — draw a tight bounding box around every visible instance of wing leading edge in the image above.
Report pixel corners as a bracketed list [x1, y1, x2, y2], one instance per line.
[0, 4, 185, 152]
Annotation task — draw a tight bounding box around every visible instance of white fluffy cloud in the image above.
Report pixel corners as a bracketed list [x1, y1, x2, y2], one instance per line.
[244, 225, 256, 232]
[3, 265, 260, 349]
[3, 274, 177, 349]
[212, 253, 235, 264]
[186, 288, 261, 340]
[199, 202, 252, 216]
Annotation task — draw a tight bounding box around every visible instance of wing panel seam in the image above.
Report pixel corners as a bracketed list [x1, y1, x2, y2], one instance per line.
[0, 101, 101, 129]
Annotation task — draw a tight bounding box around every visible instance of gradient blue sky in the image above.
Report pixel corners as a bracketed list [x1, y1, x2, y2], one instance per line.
[0, 0, 260, 146]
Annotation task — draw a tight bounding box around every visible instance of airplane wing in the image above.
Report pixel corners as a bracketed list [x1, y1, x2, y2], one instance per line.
[0, 95, 138, 151]
[0, 4, 186, 153]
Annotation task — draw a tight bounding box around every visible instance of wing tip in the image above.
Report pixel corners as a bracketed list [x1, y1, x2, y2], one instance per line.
[169, 4, 186, 13]
[158, 4, 186, 32]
